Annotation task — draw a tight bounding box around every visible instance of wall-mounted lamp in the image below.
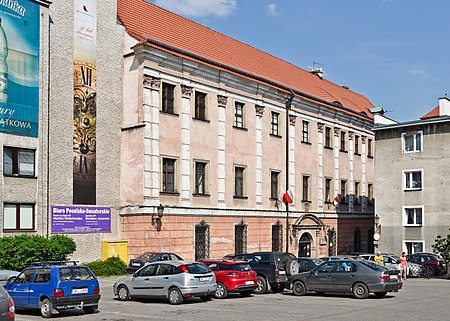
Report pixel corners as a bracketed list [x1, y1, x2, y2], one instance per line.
[157, 204, 165, 218]
[374, 214, 380, 227]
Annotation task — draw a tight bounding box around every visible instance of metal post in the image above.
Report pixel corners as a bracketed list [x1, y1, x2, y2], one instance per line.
[285, 92, 295, 253]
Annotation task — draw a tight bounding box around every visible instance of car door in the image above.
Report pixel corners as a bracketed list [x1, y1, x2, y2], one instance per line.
[131, 264, 158, 297]
[28, 268, 51, 308]
[152, 264, 176, 297]
[307, 261, 336, 291]
[6, 268, 35, 308]
[333, 261, 358, 292]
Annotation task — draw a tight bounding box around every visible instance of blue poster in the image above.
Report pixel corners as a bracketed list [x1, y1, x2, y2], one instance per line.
[0, 0, 40, 137]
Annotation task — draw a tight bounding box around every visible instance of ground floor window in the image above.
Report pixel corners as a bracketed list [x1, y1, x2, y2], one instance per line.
[404, 241, 424, 254]
[3, 203, 34, 231]
[195, 221, 210, 260]
[234, 222, 247, 254]
[272, 222, 283, 252]
[353, 227, 361, 252]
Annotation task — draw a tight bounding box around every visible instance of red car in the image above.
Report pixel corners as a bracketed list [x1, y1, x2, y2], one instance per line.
[198, 259, 257, 299]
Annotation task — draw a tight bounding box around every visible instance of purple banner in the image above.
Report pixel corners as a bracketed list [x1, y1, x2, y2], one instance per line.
[51, 205, 111, 233]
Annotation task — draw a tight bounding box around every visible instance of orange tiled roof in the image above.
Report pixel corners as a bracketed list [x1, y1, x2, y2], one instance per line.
[421, 106, 439, 119]
[117, 0, 375, 121]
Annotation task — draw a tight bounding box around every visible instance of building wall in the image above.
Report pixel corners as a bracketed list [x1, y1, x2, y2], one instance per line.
[375, 121, 450, 255]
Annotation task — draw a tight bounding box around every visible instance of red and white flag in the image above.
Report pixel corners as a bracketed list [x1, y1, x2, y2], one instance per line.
[333, 195, 339, 206]
[283, 189, 294, 204]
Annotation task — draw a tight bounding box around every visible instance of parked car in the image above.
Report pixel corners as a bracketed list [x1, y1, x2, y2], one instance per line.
[114, 261, 216, 305]
[0, 269, 19, 284]
[360, 254, 422, 277]
[406, 253, 447, 275]
[198, 259, 257, 299]
[231, 252, 298, 294]
[0, 285, 14, 320]
[296, 258, 323, 273]
[3, 261, 100, 318]
[127, 252, 183, 273]
[286, 259, 402, 299]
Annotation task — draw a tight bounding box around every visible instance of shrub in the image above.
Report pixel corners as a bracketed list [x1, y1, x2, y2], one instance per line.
[0, 234, 76, 271]
[85, 256, 128, 277]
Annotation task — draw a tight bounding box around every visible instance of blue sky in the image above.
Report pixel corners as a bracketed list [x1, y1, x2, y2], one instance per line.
[149, 0, 449, 122]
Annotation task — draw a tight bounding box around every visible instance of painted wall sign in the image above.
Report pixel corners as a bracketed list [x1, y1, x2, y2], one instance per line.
[0, 0, 40, 137]
[51, 205, 111, 233]
[73, 0, 97, 204]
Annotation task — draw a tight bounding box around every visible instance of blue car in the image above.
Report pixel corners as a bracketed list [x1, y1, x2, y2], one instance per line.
[3, 261, 100, 318]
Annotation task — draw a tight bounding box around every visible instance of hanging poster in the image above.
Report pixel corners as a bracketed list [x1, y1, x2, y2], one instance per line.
[51, 205, 111, 233]
[0, 0, 40, 137]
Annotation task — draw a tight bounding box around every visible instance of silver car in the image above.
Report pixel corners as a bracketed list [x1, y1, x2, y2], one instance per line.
[113, 261, 216, 305]
[0, 269, 19, 283]
[360, 254, 422, 277]
[0, 285, 14, 321]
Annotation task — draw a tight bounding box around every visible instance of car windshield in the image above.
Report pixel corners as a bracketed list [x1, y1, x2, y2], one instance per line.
[59, 267, 96, 281]
[229, 264, 252, 272]
[137, 253, 157, 260]
[361, 260, 388, 271]
[184, 263, 211, 274]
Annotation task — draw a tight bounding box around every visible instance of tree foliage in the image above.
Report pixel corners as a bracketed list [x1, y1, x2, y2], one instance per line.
[432, 228, 450, 261]
[0, 234, 76, 271]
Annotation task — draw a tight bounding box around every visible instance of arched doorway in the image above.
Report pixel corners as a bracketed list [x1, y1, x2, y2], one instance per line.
[298, 233, 312, 257]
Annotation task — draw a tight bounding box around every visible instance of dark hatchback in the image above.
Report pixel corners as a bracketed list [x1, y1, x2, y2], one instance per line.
[406, 253, 447, 275]
[128, 252, 183, 273]
[286, 259, 402, 299]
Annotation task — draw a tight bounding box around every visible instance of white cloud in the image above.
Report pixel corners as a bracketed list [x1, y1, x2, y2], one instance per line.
[266, 3, 280, 17]
[153, 0, 237, 18]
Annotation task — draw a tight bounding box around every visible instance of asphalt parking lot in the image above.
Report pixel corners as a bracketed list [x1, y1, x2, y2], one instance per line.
[13, 277, 450, 321]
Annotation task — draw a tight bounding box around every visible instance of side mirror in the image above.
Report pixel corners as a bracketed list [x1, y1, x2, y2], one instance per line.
[6, 277, 15, 284]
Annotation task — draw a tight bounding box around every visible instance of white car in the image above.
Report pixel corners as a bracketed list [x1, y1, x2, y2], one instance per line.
[113, 261, 217, 305]
[0, 269, 19, 283]
[359, 254, 422, 277]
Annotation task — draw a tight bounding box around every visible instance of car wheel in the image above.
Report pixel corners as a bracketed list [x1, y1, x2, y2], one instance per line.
[201, 294, 213, 302]
[117, 285, 131, 301]
[374, 291, 387, 298]
[352, 282, 369, 299]
[240, 291, 252, 297]
[215, 283, 228, 299]
[292, 281, 306, 296]
[83, 306, 96, 314]
[168, 287, 184, 305]
[286, 260, 299, 276]
[271, 284, 285, 293]
[254, 276, 268, 294]
[40, 298, 53, 318]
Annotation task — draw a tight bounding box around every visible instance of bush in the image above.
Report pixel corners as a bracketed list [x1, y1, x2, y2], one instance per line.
[0, 234, 76, 271]
[85, 256, 128, 277]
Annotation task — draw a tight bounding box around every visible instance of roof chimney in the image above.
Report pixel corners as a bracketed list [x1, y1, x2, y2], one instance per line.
[439, 96, 450, 116]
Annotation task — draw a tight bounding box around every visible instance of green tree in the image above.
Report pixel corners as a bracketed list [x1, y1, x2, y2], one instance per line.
[432, 228, 450, 261]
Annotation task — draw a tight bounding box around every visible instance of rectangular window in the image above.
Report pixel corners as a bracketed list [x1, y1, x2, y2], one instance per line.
[162, 158, 176, 193]
[354, 181, 360, 204]
[270, 171, 279, 199]
[235, 223, 247, 255]
[302, 175, 310, 201]
[195, 91, 207, 120]
[325, 178, 332, 203]
[3, 147, 35, 177]
[402, 132, 422, 153]
[404, 241, 424, 254]
[403, 207, 423, 226]
[3, 204, 34, 231]
[368, 183, 374, 205]
[404, 170, 422, 190]
[234, 102, 245, 128]
[340, 180, 347, 203]
[368, 138, 373, 157]
[234, 166, 245, 197]
[340, 131, 346, 151]
[195, 222, 210, 260]
[194, 161, 207, 194]
[270, 111, 279, 136]
[354, 135, 360, 154]
[302, 121, 309, 143]
[161, 83, 175, 113]
[325, 127, 332, 148]
[272, 223, 283, 252]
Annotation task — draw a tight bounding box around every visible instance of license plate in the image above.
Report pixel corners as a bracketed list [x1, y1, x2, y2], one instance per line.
[279, 271, 286, 275]
[390, 275, 398, 280]
[71, 288, 88, 294]
[132, 263, 141, 267]
[199, 277, 209, 282]
[245, 281, 254, 285]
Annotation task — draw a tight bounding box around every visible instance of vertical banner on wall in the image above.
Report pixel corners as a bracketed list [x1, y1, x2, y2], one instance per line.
[0, 0, 40, 137]
[73, 0, 96, 204]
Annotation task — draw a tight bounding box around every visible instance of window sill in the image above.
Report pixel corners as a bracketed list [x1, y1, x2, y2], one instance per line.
[269, 197, 280, 201]
[301, 141, 312, 145]
[233, 195, 248, 199]
[324, 146, 333, 150]
[160, 111, 179, 117]
[404, 188, 422, 192]
[160, 191, 180, 196]
[193, 117, 210, 123]
[3, 174, 37, 179]
[404, 225, 423, 228]
[354, 153, 361, 156]
[339, 149, 348, 153]
[232, 126, 248, 131]
[270, 133, 282, 139]
[301, 200, 312, 203]
[193, 193, 210, 197]
[367, 155, 374, 159]
[3, 229, 36, 233]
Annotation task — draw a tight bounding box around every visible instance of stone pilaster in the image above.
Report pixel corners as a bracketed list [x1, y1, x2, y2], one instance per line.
[181, 85, 193, 206]
[217, 95, 228, 207]
[255, 105, 265, 208]
[317, 123, 324, 210]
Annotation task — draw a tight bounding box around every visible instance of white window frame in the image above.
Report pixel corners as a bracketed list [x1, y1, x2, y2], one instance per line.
[403, 169, 423, 191]
[402, 131, 423, 153]
[402, 206, 424, 227]
[403, 240, 425, 255]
